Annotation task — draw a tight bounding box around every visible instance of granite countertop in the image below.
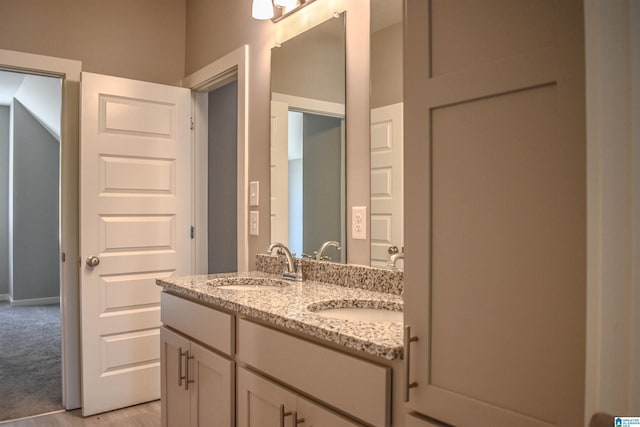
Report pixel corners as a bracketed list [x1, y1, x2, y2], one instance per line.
[157, 271, 404, 360]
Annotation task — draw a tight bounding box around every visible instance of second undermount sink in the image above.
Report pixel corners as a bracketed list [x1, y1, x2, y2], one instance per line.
[307, 300, 403, 323]
[206, 276, 291, 291]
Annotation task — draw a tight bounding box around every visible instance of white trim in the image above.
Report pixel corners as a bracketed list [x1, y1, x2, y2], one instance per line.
[10, 296, 60, 306]
[0, 48, 82, 410]
[0, 409, 66, 425]
[272, 92, 345, 117]
[193, 92, 208, 274]
[629, 0, 640, 414]
[182, 45, 250, 273]
[585, 0, 640, 418]
[0, 294, 9, 302]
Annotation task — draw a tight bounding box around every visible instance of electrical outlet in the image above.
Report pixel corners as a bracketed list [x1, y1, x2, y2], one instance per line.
[352, 206, 367, 240]
[249, 211, 259, 236]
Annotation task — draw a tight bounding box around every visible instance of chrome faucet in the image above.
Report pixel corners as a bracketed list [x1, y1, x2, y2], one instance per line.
[315, 240, 341, 261]
[267, 242, 302, 281]
[387, 252, 405, 269]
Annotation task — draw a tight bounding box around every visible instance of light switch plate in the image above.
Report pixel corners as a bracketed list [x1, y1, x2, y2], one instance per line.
[249, 211, 259, 236]
[249, 181, 259, 206]
[352, 206, 367, 240]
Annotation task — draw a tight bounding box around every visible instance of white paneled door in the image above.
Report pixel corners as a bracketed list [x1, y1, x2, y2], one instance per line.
[370, 103, 403, 267]
[80, 72, 191, 415]
[270, 100, 289, 245]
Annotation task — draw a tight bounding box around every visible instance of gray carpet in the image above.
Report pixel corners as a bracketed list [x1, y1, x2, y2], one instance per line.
[0, 302, 62, 421]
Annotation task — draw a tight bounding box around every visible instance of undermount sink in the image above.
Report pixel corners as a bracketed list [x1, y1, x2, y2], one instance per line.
[206, 277, 291, 290]
[307, 300, 403, 323]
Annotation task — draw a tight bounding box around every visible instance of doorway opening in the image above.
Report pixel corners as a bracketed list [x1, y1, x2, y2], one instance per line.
[206, 80, 238, 273]
[185, 45, 250, 275]
[0, 69, 63, 421]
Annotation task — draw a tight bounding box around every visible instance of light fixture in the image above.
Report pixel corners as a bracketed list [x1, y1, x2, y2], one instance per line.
[251, 0, 316, 22]
[252, 0, 274, 20]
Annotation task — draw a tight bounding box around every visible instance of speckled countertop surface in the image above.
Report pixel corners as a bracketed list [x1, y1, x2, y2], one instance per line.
[157, 271, 404, 360]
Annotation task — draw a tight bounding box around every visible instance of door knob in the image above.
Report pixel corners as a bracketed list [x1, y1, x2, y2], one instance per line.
[388, 246, 399, 255]
[86, 256, 100, 267]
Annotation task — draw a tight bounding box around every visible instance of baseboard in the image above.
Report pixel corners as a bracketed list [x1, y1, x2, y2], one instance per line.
[10, 296, 60, 306]
[0, 294, 9, 302]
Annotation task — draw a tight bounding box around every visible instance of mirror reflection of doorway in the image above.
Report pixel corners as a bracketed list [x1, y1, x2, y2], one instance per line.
[0, 70, 63, 421]
[287, 111, 345, 262]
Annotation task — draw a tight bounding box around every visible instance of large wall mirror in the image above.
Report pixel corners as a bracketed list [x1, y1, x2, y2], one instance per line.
[270, 12, 346, 263]
[370, 0, 403, 268]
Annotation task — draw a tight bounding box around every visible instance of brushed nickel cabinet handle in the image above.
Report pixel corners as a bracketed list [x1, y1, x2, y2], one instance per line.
[404, 325, 419, 402]
[184, 351, 195, 391]
[294, 411, 305, 424]
[178, 347, 187, 386]
[280, 405, 292, 427]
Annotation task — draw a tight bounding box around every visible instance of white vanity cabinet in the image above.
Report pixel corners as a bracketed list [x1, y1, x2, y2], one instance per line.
[237, 367, 359, 427]
[237, 318, 391, 426]
[160, 293, 234, 427]
[160, 290, 398, 426]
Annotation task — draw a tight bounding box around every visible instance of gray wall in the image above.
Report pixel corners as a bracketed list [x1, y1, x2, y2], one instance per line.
[207, 81, 238, 273]
[0, 106, 9, 296]
[11, 100, 59, 301]
[303, 113, 343, 261]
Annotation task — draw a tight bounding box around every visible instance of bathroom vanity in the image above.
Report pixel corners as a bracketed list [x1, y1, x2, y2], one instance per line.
[157, 257, 405, 427]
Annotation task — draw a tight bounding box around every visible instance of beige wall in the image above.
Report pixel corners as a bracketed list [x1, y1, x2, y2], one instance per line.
[0, 0, 186, 85]
[186, 0, 371, 267]
[371, 22, 402, 108]
[1, 1, 371, 267]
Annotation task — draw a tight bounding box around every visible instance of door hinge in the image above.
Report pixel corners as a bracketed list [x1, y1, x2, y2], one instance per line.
[190, 117, 194, 130]
[190, 225, 195, 239]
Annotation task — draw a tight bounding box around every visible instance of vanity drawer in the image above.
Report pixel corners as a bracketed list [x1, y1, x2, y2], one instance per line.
[237, 318, 391, 427]
[160, 292, 234, 356]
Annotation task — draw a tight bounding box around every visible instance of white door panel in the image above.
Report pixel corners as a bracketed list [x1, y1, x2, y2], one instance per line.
[270, 100, 289, 245]
[80, 72, 191, 415]
[370, 103, 403, 267]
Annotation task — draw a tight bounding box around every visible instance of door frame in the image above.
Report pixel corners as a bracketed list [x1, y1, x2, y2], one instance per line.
[0, 48, 82, 409]
[182, 45, 250, 273]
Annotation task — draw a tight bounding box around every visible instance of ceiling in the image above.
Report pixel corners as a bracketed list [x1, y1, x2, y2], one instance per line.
[0, 70, 26, 106]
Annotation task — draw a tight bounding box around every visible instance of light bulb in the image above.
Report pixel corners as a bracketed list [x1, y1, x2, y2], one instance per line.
[274, 0, 298, 9]
[252, 0, 274, 20]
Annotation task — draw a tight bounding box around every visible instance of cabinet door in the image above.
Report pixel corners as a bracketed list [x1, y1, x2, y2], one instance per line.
[161, 327, 191, 427]
[296, 396, 362, 427]
[189, 341, 234, 427]
[403, 1, 586, 426]
[237, 367, 297, 427]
